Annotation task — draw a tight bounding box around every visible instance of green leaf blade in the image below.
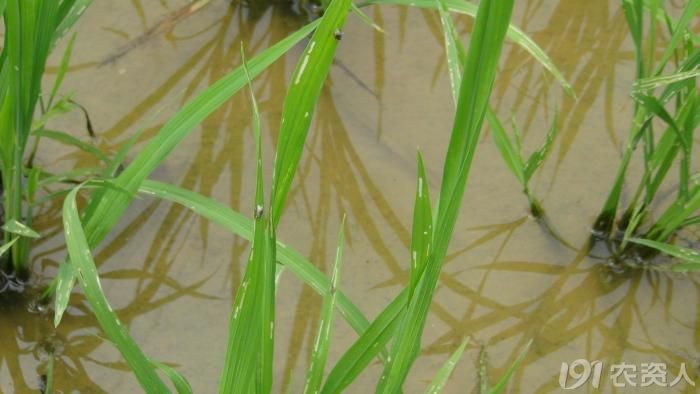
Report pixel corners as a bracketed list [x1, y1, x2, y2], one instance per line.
[62, 186, 169, 392]
[361, 0, 574, 97]
[630, 238, 700, 272]
[408, 152, 433, 299]
[2, 219, 40, 239]
[425, 337, 469, 394]
[270, 0, 352, 225]
[52, 18, 319, 326]
[219, 46, 275, 393]
[304, 218, 346, 394]
[486, 109, 525, 185]
[378, 0, 516, 390]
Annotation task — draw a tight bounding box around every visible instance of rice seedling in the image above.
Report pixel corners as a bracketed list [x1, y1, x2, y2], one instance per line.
[0, 0, 93, 279]
[218, 0, 355, 388]
[54, 17, 328, 392]
[590, 0, 700, 264]
[9, 0, 673, 391]
[52, 0, 549, 389]
[487, 112, 559, 218]
[430, 0, 563, 218]
[320, 1, 530, 392]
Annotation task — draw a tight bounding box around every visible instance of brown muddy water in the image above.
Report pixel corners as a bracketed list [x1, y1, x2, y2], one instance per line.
[2, 0, 699, 393]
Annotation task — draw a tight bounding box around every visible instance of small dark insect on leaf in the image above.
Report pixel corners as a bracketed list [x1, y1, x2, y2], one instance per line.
[334, 29, 343, 41]
[254, 204, 264, 219]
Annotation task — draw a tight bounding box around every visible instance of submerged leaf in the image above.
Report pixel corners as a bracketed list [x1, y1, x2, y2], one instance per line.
[489, 339, 532, 394]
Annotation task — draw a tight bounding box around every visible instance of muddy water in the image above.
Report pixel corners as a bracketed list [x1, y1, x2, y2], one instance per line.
[2, 0, 699, 392]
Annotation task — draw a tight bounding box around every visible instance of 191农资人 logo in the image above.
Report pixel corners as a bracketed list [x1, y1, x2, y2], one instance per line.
[559, 359, 695, 389]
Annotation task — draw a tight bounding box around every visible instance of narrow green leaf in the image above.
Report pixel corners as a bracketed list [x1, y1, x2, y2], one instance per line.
[378, 0, 516, 390]
[486, 110, 525, 185]
[593, 111, 651, 235]
[31, 95, 77, 131]
[248, 42, 276, 393]
[138, 180, 372, 336]
[2, 219, 40, 239]
[351, 3, 384, 33]
[52, 19, 320, 326]
[408, 153, 432, 300]
[434, 0, 464, 105]
[620, 201, 645, 249]
[524, 112, 558, 181]
[0, 237, 18, 258]
[151, 360, 193, 394]
[633, 93, 687, 151]
[681, 216, 700, 227]
[48, 32, 77, 106]
[653, 0, 700, 75]
[219, 44, 274, 393]
[53, 0, 93, 45]
[630, 238, 700, 272]
[53, 261, 75, 327]
[304, 217, 346, 394]
[322, 291, 407, 394]
[425, 337, 469, 394]
[270, 0, 352, 225]
[633, 69, 700, 92]
[85, 18, 320, 250]
[26, 167, 41, 203]
[434, 0, 546, 216]
[361, 0, 574, 97]
[32, 129, 109, 163]
[62, 185, 169, 392]
[30, 1, 60, 120]
[646, 185, 700, 241]
[621, 0, 644, 77]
